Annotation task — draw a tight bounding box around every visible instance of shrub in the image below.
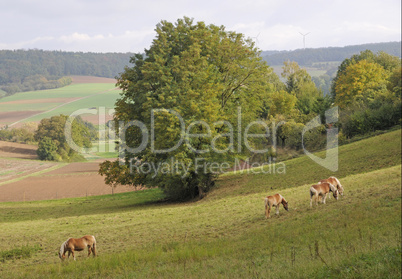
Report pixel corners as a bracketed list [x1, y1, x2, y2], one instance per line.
[341, 101, 401, 138]
[36, 136, 58, 160]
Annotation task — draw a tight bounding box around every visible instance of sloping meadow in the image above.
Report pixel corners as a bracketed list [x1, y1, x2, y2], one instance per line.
[0, 130, 400, 278]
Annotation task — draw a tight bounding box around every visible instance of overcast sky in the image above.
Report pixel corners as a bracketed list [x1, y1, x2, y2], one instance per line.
[0, 0, 400, 53]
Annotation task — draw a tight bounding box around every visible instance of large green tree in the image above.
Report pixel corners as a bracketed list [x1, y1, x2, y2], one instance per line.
[99, 17, 275, 200]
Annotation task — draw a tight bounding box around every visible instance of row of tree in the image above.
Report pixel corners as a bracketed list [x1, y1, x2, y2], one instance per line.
[1, 75, 72, 95]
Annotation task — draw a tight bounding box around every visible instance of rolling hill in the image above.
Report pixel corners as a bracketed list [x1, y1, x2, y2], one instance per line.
[0, 129, 400, 278]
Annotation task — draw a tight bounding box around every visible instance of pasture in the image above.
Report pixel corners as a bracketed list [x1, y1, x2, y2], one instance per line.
[0, 130, 400, 278]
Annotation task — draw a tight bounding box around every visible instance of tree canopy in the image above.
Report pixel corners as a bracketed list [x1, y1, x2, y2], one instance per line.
[281, 61, 322, 114]
[100, 17, 276, 200]
[334, 60, 388, 108]
[331, 50, 401, 108]
[35, 115, 93, 161]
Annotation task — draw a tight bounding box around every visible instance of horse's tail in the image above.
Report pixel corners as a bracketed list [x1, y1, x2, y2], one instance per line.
[264, 197, 269, 208]
[92, 236, 96, 256]
[310, 186, 315, 198]
[310, 186, 318, 207]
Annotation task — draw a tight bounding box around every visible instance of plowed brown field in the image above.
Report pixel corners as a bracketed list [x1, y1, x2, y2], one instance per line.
[0, 141, 134, 202]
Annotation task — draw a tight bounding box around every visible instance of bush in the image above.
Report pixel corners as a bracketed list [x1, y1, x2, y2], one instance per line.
[277, 120, 305, 150]
[341, 101, 401, 138]
[37, 136, 58, 160]
[0, 124, 36, 143]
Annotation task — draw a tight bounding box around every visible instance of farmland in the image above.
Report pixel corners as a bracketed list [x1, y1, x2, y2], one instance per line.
[0, 76, 119, 127]
[0, 141, 134, 202]
[0, 129, 400, 278]
[0, 78, 132, 203]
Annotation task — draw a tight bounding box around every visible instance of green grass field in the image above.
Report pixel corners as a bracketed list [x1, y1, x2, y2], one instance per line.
[0, 130, 400, 278]
[0, 83, 120, 125]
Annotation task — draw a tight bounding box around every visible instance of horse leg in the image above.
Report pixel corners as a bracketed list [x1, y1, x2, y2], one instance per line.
[323, 193, 327, 204]
[67, 251, 71, 259]
[71, 249, 76, 261]
[275, 205, 279, 215]
[310, 189, 317, 207]
[267, 205, 272, 218]
[88, 246, 92, 257]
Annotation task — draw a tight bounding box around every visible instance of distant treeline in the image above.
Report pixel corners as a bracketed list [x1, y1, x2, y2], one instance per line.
[262, 42, 401, 66]
[0, 50, 133, 96]
[0, 75, 73, 95]
[1, 42, 400, 96]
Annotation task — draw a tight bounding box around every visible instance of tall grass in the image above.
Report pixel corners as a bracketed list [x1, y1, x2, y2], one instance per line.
[0, 245, 42, 262]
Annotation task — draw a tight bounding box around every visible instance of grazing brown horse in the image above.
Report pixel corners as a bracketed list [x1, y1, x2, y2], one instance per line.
[58, 235, 96, 261]
[310, 182, 338, 207]
[264, 194, 289, 218]
[319, 176, 344, 196]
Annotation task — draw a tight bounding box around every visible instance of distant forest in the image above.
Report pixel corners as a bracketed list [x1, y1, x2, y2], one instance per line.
[0, 42, 400, 96]
[261, 41, 401, 66]
[0, 50, 132, 95]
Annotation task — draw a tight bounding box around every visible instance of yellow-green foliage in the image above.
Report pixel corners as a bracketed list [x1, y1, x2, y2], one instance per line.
[335, 60, 388, 108]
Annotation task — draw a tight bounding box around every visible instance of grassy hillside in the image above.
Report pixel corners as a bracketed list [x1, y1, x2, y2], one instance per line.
[0, 130, 400, 278]
[213, 129, 401, 199]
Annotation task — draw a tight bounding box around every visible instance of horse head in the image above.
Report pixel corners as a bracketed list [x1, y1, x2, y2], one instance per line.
[334, 190, 339, 200]
[328, 183, 339, 200]
[331, 176, 344, 196]
[338, 185, 344, 196]
[59, 241, 67, 260]
[58, 251, 65, 260]
[282, 199, 289, 211]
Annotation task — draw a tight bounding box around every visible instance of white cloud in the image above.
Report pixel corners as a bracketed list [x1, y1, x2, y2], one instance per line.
[0, 0, 400, 52]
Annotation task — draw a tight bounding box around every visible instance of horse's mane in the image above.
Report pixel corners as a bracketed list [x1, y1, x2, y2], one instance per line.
[59, 238, 70, 255]
[328, 183, 337, 192]
[330, 176, 342, 187]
